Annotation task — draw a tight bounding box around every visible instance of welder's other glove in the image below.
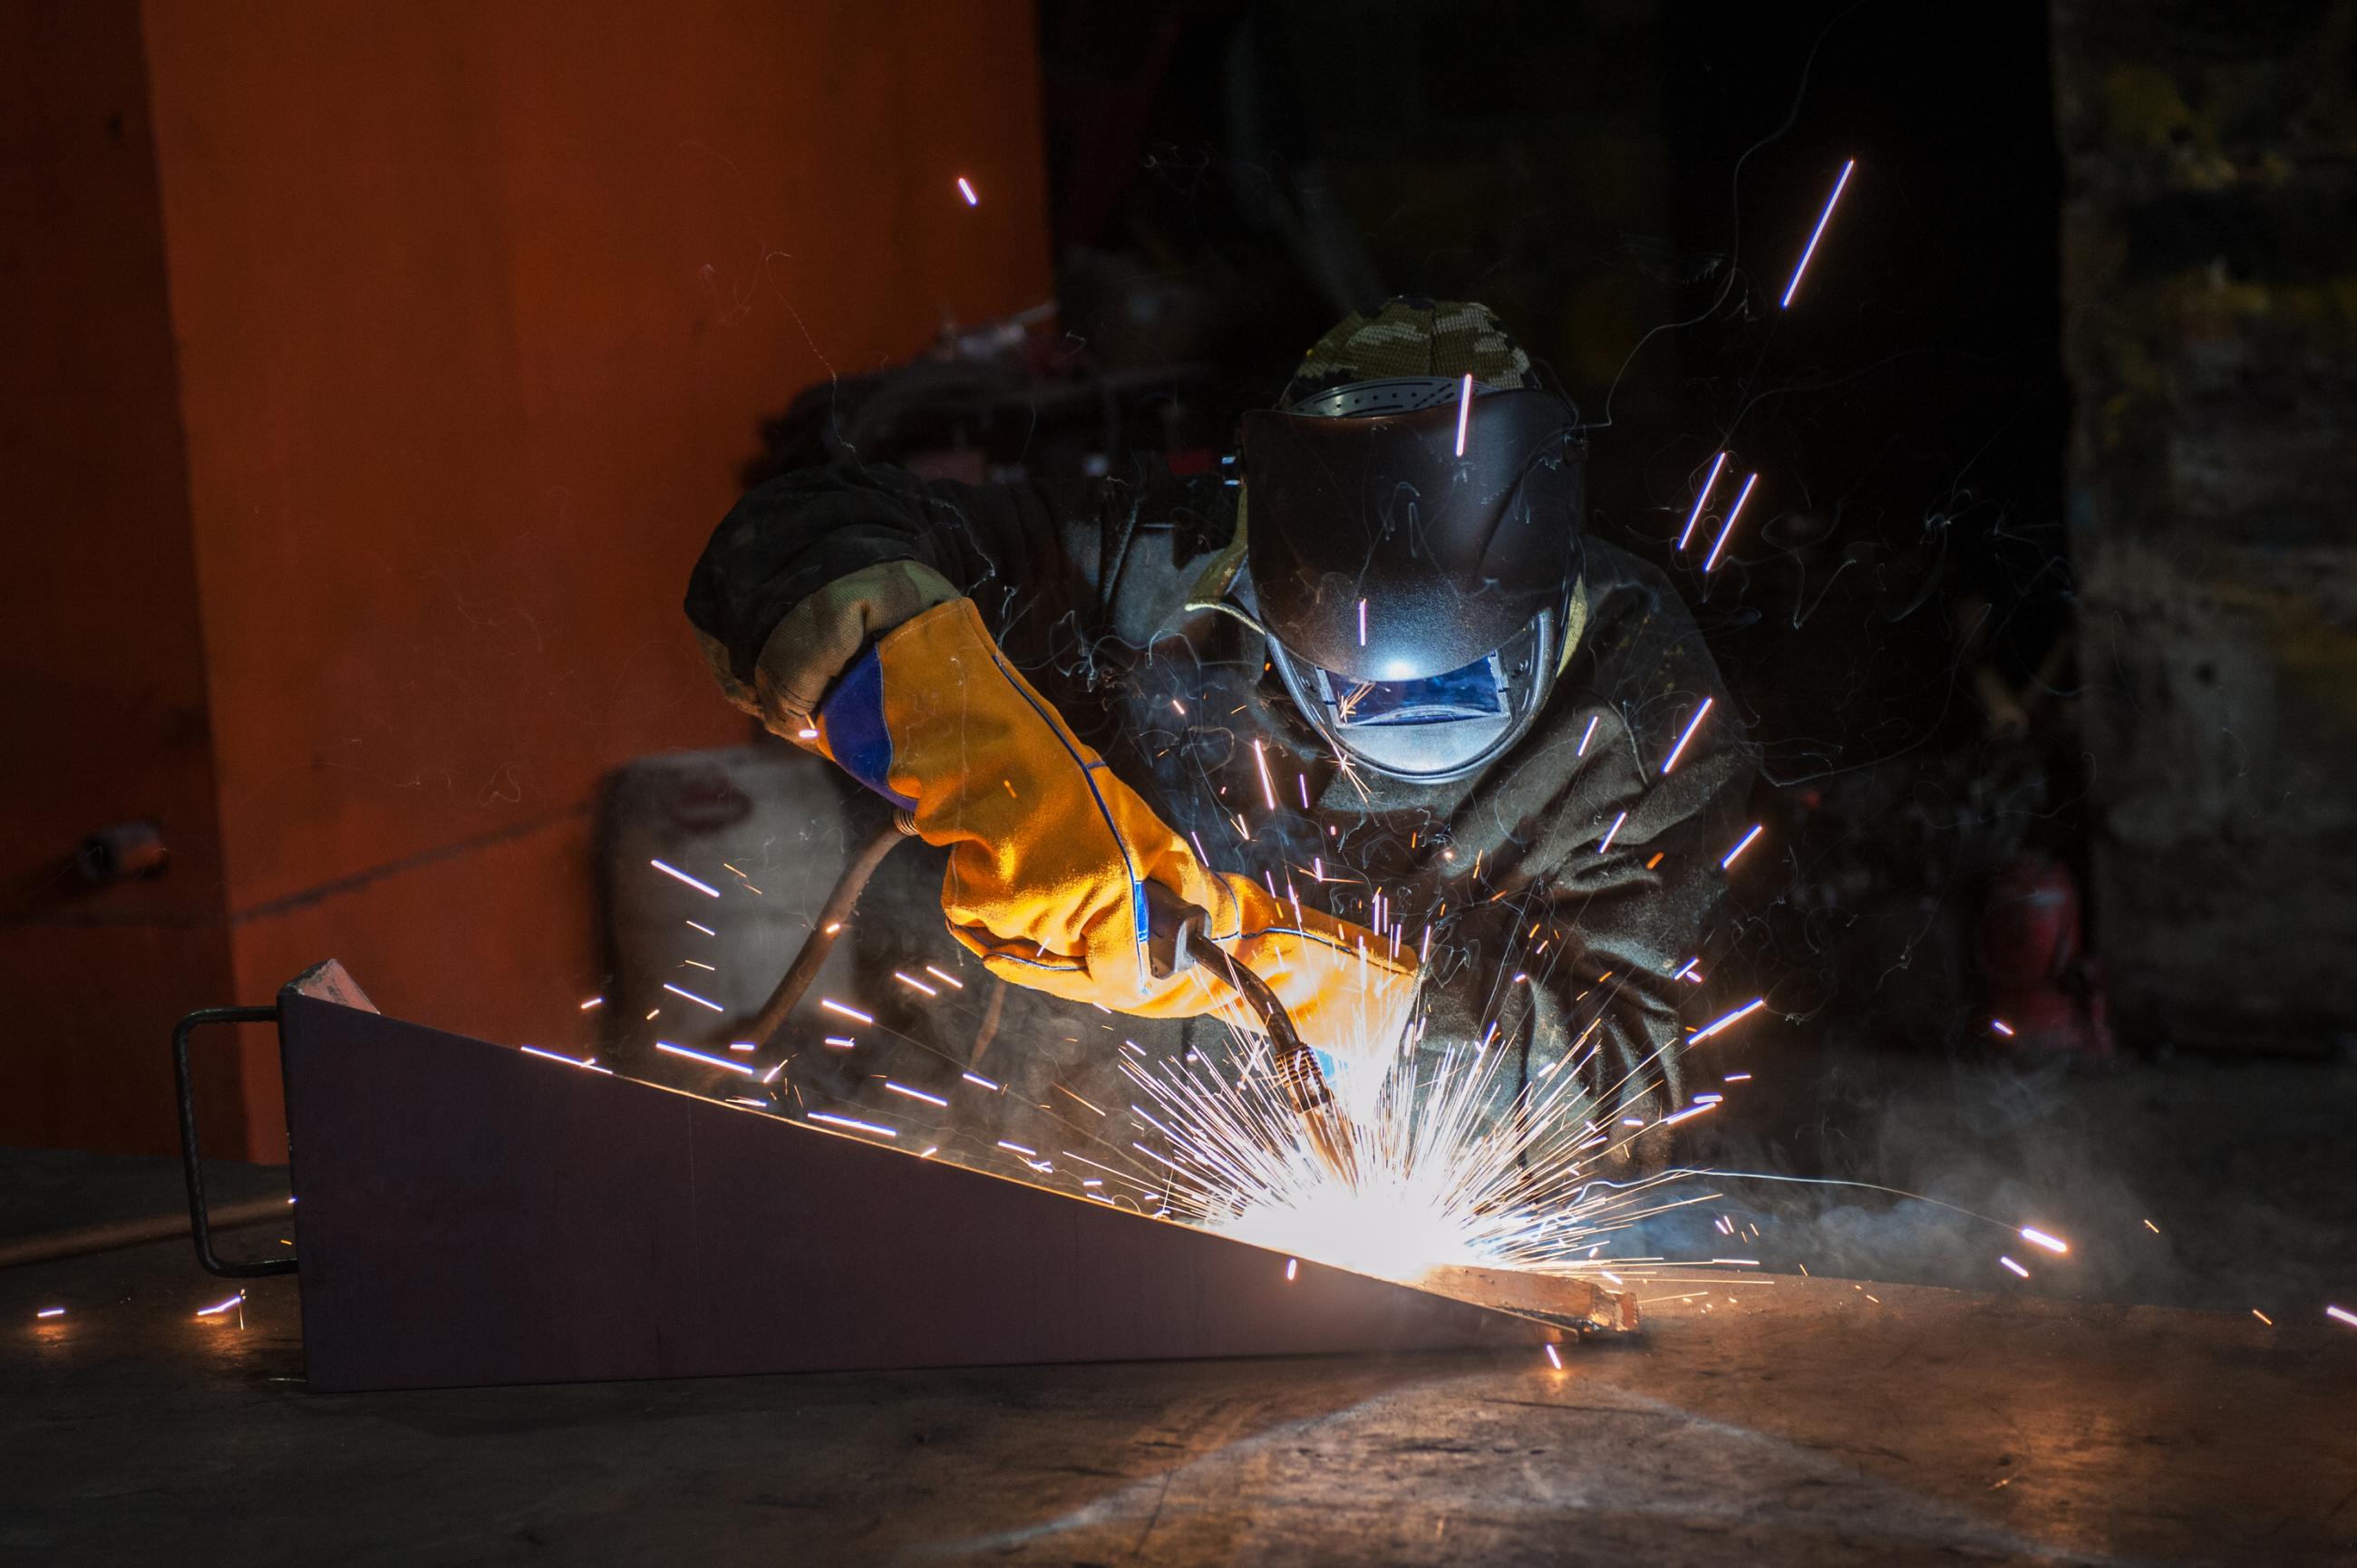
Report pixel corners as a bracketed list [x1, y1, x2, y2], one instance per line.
[812, 597, 1416, 1053]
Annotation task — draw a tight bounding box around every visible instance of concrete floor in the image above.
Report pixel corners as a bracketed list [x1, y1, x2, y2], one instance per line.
[5, 1052, 2354, 1566]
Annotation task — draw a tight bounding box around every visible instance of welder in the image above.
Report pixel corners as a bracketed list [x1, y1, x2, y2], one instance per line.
[686, 299, 1751, 1149]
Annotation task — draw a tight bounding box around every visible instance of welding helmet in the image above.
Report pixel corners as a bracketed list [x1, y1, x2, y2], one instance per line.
[1240, 300, 1586, 783]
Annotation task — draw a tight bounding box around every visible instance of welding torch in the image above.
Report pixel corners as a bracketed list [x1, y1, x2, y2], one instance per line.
[1140, 882, 1361, 1186]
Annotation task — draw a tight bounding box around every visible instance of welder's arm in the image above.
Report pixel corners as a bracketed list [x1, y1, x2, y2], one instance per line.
[1521, 710, 1753, 1121]
[683, 467, 1410, 1047]
[1420, 702, 1751, 1127]
[805, 597, 1414, 1050]
[684, 462, 1081, 739]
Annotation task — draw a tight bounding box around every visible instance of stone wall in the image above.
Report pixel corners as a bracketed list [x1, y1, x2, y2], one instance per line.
[2054, 1, 2357, 1049]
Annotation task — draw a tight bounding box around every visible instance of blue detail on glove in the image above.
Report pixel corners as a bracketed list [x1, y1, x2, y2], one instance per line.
[819, 648, 917, 810]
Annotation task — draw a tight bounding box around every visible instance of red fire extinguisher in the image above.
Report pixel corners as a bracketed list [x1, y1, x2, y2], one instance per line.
[1976, 853, 2114, 1064]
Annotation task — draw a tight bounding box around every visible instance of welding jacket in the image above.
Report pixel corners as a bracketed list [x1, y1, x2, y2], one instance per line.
[686, 459, 1754, 1137]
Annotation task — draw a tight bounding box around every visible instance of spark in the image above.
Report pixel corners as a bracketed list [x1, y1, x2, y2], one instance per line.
[650, 859, 722, 898]
[1659, 1102, 1716, 1127]
[1253, 739, 1278, 811]
[822, 922, 842, 935]
[1542, 1342, 1563, 1370]
[1596, 811, 1628, 854]
[36, 1307, 63, 1319]
[1690, 998, 1764, 1041]
[663, 982, 724, 1012]
[1710, 1258, 1759, 1267]
[1660, 697, 1712, 775]
[578, 996, 604, 1011]
[796, 728, 819, 740]
[962, 1070, 1000, 1090]
[1285, 1257, 1298, 1281]
[824, 1036, 856, 1049]
[1122, 984, 1728, 1291]
[196, 1293, 244, 1317]
[2252, 1309, 2273, 1325]
[655, 1040, 757, 1076]
[1722, 1071, 1751, 1082]
[1780, 158, 1856, 309]
[1453, 373, 1474, 457]
[727, 1040, 755, 1052]
[1677, 451, 1728, 550]
[1991, 1019, 2016, 1038]
[685, 920, 715, 936]
[1702, 473, 1757, 574]
[2020, 1226, 2070, 1255]
[998, 1140, 1038, 1157]
[1357, 597, 1367, 647]
[1673, 957, 1700, 981]
[810, 1112, 897, 1138]
[884, 1081, 948, 1108]
[2329, 1305, 2357, 1330]
[761, 1060, 787, 1083]
[820, 998, 873, 1024]
[2143, 1218, 2159, 1234]
[1577, 714, 1599, 756]
[1999, 1255, 2030, 1279]
[1720, 824, 1762, 869]
[520, 1045, 613, 1074]
[924, 965, 964, 989]
[956, 176, 978, 206]
[681, 959, 715, 972]
[893, 972, 939, 997]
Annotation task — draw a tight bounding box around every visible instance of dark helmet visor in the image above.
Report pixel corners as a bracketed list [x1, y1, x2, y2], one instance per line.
[1241, 387, 1583, 683]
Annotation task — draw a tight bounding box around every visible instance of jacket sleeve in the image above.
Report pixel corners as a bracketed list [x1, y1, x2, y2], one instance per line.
[683, 464, 1086, 735]
[1415, 566, 1753, 1149]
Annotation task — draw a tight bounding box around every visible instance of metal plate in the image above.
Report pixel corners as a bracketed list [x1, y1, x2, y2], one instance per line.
[274, 963, 1541, 1392]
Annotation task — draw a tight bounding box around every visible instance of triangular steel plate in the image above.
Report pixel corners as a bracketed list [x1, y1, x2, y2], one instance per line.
[275, 962, 1543, 1391]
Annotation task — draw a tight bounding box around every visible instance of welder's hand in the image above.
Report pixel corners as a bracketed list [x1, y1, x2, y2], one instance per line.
[1210, 877, 1420, 1062]
[813, 597, 1416, 1052]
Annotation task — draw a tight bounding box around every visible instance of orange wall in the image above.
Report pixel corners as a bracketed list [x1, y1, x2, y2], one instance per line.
[0, 2, 241, 1156]
[2, 1, 1050, 1159]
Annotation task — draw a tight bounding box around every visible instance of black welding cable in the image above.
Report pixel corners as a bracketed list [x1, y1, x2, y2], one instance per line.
[716, 815, 914, 1052]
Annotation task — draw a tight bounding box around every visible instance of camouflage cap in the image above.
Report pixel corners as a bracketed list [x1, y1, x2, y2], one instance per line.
[1280, 296, 1534, 406]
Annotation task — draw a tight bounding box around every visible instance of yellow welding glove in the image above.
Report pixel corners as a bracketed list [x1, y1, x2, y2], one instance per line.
[813, 597, 1416, 1054]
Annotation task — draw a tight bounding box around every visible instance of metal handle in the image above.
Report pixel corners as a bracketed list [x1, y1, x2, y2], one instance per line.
[1141, 880, 1210, 981]
[173, 1005, 296, 1278]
